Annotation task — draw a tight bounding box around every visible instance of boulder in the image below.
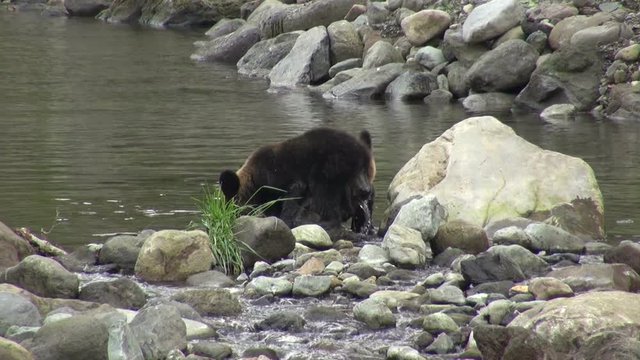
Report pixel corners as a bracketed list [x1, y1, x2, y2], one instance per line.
[353, 298, 396, 329]
[362, 40, 404, 69]
[0, 292, 42, 336]
[460, 244, 548, 285]
[64, 0, 110, 16]
[414, 46, 446, 70]
[528, 277, 574, 300]
[445, 61, 470, 98]
[432, 219, 489, 255]
[129, 304, 187, 359]
[205, 18, 246, 39]
[540, 103, 576, 121]
[441, 29, 487, 66]
[78, 278, 147, 310]
[233, 216, 296, 268]
[548, 12, 613, 50]
[357, 244, 390, 267]
[465, 39, 538, 93]
[269, 26, 330, 88]
[292, 275, 333, 297]
[462, 92, 516, 114]
[255, 311, 305, 332]
[247, 276, 293, 296]
[4, 255, 79, 299]
[0, 221, 33, 271]
[291, 224, 332, 249]
[323, 62, 404, 99]
[98, 232, 149, 273]
[328, 58, 363, 78]
[185, 270, 236, 288]
[0, 337, 33, 360]
[462, 0, 524, 43]
[237, 31, 301, 78]
[387, 194, 447, 241]
[384, 70, 438, 101]
[327, 20, 363, 64]
[604, 83, 640, 121]
[523, 222, 586, 254]
[191, 25, 261, 63]
[509, 291, 640, 354]
[387, 116, 603, 235]
[382, 224, 429, 269]
[474, 325, 557, 360]
[400, 9, 451, 46]
[604, 240, 640, 274]
[547, 263, 640, 293]
[570, 21, 632, 49]
[170, 289, 242, 316]
[134, 230, 214, 283]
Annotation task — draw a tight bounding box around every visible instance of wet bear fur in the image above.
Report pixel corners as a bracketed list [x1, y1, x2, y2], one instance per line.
[219, 127, 376, 234]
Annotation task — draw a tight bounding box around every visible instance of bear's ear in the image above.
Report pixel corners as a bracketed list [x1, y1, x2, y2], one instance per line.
[359, 130, 372, 150]
[219, 170, 240, 200]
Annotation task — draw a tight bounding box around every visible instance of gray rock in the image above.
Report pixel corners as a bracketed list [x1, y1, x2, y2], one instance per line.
[79, 278, 147, 310]
[474, 324, 555, 360]
[295, 248, 343, 266]
[248, 276, 293, 296]
[462, 92, 516, 114]
[524, 223, 586, 253]
[64, 0, 110, 16]
[390, 195, 447, 241]
[445, 61, 470, 98]
[291, 224, 332, 249]
[604, 240, 640, 274]
[528, 277, 574, 300]
[0, 293, 42, 336]
[526, 30, 548, 54]
[471, 299, 515, 326]
[134, 229, 214, 283]
[423, 89, 453, 105]
[353, 298, 396, 329]
[129, 304, 186, 360]
[185, 270, 236, 288]
[342, 278, 378, 298]
[442, 29, 488, 65]
[98, 233, 148, 273]
[357, 244, 390, 267]
[382, 224, 430, 269]
[466, 39, 538, 93]
[547, 263, 640, 293]
[548, 12, 613, 50]
[605, 83, 640, 121]
[5, 255, 79, 299]
[461, 245, 548, 285]
[0, 221, 33, 272]
[414, 46, 446, 70]
[323, 62, 404, 99]
[462, 0, 525, 43]
[327, 20, 363, 64]
[170, 289, 242, 316]
[400, 9, 451, 46]
[426, 332, 455, 354]
[269, 26, 330, 88]
[515, 44, 603, 111]
[385, 71, 438, 101]
[292, 275, 333, 297]
[107, 319, 144, 360]
[570, 21, 632, 48]
[491, 226, 533, 248]
[205, 18, 246, 39]
[362, 40, 404, 69]
[432, 219, 490, 255]
[234, 216, 296, 268]
[488, 245, 549, 278]
[328, 58, 363, 78]
[188, 341, 232, 359]
[191, 25, 261, 63]
[428, 285, 466, 305]
[237, 31, 302, 79]
[422, 312, 459, 334]
[387, 345, 426, 360]
[540, 103, 577, 122]
[255, 311, 305, 332]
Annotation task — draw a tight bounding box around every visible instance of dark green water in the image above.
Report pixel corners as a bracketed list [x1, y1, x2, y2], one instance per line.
[1, 12, 638, 249]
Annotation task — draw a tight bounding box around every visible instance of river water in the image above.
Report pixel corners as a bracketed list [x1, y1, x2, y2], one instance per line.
[1, 12, 639, 249]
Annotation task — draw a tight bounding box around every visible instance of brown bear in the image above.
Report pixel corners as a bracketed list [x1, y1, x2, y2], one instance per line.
[219, 127, 376, 234]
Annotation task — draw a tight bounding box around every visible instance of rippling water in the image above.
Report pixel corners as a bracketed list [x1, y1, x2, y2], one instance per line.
[1, 12, 639, 249]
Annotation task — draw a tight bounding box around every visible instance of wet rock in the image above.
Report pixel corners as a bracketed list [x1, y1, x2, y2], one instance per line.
[432, 219, 490, 256]
[130, 304, 187, 360]
[540, 103, 577, 122]
[462, 92, 516, 114]
[323, 260, 344, 276]
[384, 71, 438, 101]
[547, 263, 640, 293]
[107, 319, 144, 360]
[362, 40, 404, 69]
[461, 245, 548, 285]
[423, 89, 454, 105]
[328, 58, 363, 78]
[64, 0, 110, 16]
[426, 332, 455, 354]
[292, 275, 333, 297]
[382, 224, 429, 269]
[462, 0, 524, 43]
[548, 12, 613, 49]
[170, 289, 242, 316]
[0, 337, 34, 360]
[466, 40, 538, 93]
[572, 329, 640, 360]
[414, 46, 445, 70]
[474, 325, 556, 360]
[237, 31, 302, 79]
[524, 223, 586, 254]
[296, 257, 325, 275]
[247, 276, 293, 296]
[256, 311, 306, 332]
[79, 278, 147, 310]
[370, 290, 420, 308]
[422, 313, 459, 335]
[5, 255, 79, 299]
[509, 291, 640, 354]
[0, 221, 33, 271]
[269, 26, 330, 88]
[303, 305, 343, 322]
[389, 195, 447, 242]
[0, 284, 101, 318]
[134, 229, 214, 283]
[234, 216, 296, 268]
[387, 345, 426, 360]
[187, 341, 232, 359]
[55, 244, 101, 273]
[204, 18, 245, 39]
[353, 298, 396, 329]
[528, 277, 574, 300]
[466, 280, 514, 298]
[0, 293, 42, 336]
[428, 285, 466, 305]
[327, 20, 363, 64]
[400, 10, 451, 46]
[357, 244, 390, 267]
[388, 116, 604, 234]
[346, 262, 385, 279]
[604, 240, 640, 274]
[491, 226, 532, 248]
[605, 83, 640, 121]
[432, 248, 465, 268]
[441, 29, 487, 66]
[98, 232, 149, 273]
[291, 224, 332, 250]
[471, 299, 515, 326]
[323, 62, 404, 99]
[191, 25, 261, 63]
[295, 248, 343, 266]
[445, 61, 470, 98]
[242, 347, 279, 359]
[342, 277, 377, 298]
[185, 270, 235, 288]
[422, 272, 445, 288]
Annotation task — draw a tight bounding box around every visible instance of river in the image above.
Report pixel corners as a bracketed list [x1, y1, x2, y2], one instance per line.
[1, 12, 638, 249]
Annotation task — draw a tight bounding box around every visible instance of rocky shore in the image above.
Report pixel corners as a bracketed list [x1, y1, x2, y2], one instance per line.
[1, 116, 640, 360]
